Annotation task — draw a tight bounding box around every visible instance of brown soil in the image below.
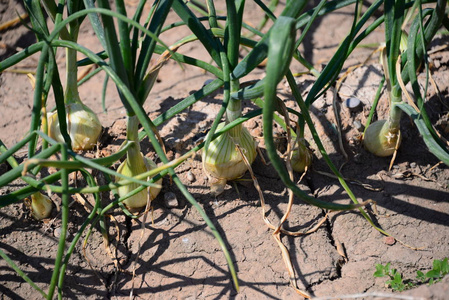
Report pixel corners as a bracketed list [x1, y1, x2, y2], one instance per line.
[1, 1, 449, 299]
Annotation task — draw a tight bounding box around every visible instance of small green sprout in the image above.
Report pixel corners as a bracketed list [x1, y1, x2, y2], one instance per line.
[374, 258, 449, 292]
[374, 263, 414, 291]
[417, 257, 449, 285]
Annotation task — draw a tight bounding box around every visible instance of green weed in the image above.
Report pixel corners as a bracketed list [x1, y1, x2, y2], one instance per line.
[374, 258, 449, 291]
[416, 257, 449, 285]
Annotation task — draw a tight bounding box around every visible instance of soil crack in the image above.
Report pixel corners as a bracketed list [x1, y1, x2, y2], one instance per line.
[323, 209, 345, 281]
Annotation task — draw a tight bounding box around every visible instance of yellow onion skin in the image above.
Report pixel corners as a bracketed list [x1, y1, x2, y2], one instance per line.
[202, 122, 257, 181]
[291, 138, 313, 173]
[364, 120, 401, 157]
[48, 102, 102, 151]
[116, 153, 162, 210]
[30, 193, 53, 220]
[399, 31, 408, 53]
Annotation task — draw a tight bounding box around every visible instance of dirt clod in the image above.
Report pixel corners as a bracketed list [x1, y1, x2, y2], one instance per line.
[1, 2, 449, 299]
[384, 236, 396, 246]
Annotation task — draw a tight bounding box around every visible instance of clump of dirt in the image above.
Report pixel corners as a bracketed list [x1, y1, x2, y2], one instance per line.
[1, 1, 449, 299]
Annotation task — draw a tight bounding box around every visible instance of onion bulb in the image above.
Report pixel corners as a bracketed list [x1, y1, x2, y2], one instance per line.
[48, 101, 102, 151]
[202, 122, 257, 194]
[290, 138, 313, 173]
[364, 120, 401, 157]
[399, 30, 408, 53]
[116, 152, 162, 210]
[30, 192, 53, 220]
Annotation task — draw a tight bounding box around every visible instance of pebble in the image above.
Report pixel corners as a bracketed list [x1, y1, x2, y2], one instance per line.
[353, 120, 364, 132]
[384, 236, 396, 246]
[54, 227, 62, 238]
[203, 79, 214, 86]
[187, 170, 195, 182]
[164, 192, 178, 208]
[345, 97, 362, 111]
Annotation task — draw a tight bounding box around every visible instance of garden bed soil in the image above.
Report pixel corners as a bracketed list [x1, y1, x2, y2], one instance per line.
[1, 1, 449, 299]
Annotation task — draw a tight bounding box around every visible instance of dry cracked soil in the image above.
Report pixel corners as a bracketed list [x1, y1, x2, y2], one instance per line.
[1, 1, 449, 299]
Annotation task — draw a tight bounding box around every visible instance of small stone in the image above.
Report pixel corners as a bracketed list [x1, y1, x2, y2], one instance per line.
[54, 227, 62, 238]
[203, 79, 214, 86]
[353, 120, 364, 132]
[164, 192, 178, 208]
[187, 170, 195, 183]
[384, 236, 396, 245]
[410, 162, 417, 168]
[345, 97, 362, 111]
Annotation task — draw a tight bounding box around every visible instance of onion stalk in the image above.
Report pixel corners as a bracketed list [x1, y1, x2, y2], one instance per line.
[48, 27, 102, 151]
[115, 115, 162, 210]
[202, 83, 257, 195]
[364, 44, 402, 157]
[202, 121, 257, 194]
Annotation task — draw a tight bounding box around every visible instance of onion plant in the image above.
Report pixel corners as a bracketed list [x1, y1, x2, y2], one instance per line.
[0, 0, 448, 298]
[0, 0, 238, 297]
[46, 1, 102, 151]
[364, 0, 448, 164]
